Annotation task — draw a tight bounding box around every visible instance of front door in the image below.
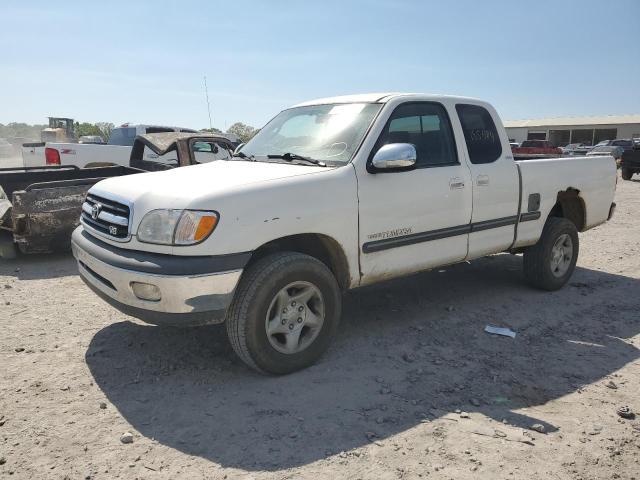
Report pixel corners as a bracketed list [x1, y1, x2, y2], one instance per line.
[357, 101, 473, 285]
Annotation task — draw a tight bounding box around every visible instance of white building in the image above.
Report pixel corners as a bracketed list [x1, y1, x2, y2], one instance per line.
[504, 114, 640, 147]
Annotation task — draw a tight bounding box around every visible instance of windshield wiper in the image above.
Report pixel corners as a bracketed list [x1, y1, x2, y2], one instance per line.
[231, 151, 255, 161]
[267, 152, 326, 167]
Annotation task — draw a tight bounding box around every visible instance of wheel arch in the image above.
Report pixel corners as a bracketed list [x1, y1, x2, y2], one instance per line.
[548, 188, 586, 232]
[247, 233, 351, 291]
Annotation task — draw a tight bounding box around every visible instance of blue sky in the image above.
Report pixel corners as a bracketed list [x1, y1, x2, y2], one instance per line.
[1, 0, 639, 130]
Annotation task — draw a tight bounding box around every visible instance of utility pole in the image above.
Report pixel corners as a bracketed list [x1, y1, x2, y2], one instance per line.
[204, 75, 213, 130]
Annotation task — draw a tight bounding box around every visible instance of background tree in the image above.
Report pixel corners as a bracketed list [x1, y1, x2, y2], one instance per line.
[74, 122, 103, 139]
[200, 127, 223, 134]
[227, 122, 258, 143]
[95, 122, 115, 141]
[0, 122, 46, 141]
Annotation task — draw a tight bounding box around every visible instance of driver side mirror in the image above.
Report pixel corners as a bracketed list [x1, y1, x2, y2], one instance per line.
[371, 143, 417, 171]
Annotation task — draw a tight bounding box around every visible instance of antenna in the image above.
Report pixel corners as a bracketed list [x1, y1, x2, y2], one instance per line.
[204, 75, 213, 130]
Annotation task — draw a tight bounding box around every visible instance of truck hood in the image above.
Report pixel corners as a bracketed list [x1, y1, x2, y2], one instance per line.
[89, 160, 330, 207]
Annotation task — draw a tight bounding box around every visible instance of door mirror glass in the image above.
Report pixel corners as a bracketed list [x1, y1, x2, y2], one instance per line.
[371, 143, 417, 170]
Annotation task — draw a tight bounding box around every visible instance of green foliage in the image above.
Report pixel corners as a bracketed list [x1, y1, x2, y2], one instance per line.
[0, 122, 45, 141]
[1, 120, 258, 144]
[95, 122, 115, 141]
[200, 127, 223, 134]
[74, 122, 104, 139]
[227, 122, 258, 143]
[68, 121, 114, 141]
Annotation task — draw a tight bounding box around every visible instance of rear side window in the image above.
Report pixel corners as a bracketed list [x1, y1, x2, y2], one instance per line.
[375, 102, 458, 168]
[455, 104, 502, 164]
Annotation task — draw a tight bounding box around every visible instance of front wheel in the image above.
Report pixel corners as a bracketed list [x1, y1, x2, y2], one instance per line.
[523, 217, 579, 291]
[621, 168, 633, 180]
[226, 252, 342, 374]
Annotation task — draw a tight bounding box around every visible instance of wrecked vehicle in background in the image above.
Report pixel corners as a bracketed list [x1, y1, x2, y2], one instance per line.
[620, 141, 640, 180]
[0, 132, 236, 258]
[21, 123, 205, 168]
[0, 165, 141, 258]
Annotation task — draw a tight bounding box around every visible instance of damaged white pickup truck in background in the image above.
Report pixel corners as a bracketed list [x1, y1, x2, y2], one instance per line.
[71, 93, 617, 374]
[21, 124, 201, 168]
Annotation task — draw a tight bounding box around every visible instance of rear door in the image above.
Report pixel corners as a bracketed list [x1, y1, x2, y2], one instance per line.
[455, 103, 520, 259]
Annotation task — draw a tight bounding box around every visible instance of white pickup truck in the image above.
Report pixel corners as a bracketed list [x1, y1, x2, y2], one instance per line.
[21, 124, 198, 168]
[71, 93, 617, 374]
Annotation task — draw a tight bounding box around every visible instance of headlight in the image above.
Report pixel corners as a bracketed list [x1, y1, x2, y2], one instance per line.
[137, 209, 219, 245]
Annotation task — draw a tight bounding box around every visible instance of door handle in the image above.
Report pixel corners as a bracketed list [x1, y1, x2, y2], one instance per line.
[449, 178, 465, 189]
[477, 175, 490, 186]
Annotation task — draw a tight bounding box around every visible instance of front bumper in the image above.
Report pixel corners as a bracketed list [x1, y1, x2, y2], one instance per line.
[71, 227, 250, 326]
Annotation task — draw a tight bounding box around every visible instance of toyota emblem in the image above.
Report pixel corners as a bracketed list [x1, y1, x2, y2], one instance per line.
[91, 203, 102, 220]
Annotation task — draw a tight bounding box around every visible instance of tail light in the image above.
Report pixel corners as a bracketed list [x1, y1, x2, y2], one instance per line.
[45, 147, 60, 165]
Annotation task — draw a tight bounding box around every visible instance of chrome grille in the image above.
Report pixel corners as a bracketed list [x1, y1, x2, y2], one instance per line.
[81, 193, 130, 239]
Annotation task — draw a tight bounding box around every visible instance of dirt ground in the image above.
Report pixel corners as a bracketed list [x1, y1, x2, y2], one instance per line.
[1, 174, 639, 480]
[0, 156, 24, 169]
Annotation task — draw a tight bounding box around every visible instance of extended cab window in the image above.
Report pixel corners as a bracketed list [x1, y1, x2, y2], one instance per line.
[455, 104, 502, 164]
[375, 102, 458, 168]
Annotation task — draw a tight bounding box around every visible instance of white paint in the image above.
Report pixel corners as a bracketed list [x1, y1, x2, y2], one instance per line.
[20, 124, 192, 168]
[82, 93, 617, 290]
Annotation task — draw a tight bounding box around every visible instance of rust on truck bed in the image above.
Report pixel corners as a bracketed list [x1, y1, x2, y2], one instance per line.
[11, 185, 90, 253]
[0, 165, 142, 255]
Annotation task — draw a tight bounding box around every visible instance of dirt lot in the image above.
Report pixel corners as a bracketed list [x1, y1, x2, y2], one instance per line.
[0, 156, 24, 169]
[1, 175, 639, 480]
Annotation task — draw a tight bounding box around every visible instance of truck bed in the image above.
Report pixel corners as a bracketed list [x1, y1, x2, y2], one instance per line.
[514, 154, 616, 248]
[0, 165, 141, 253]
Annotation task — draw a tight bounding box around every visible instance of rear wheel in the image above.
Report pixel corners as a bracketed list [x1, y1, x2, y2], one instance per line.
[621, 168, 633, 180]
[523, 217, 579, 291]
[226, 252, 342, 374]
[0, 231, 17, 260]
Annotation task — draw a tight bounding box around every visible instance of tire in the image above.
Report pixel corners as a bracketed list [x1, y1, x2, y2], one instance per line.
[523, 217, 579, 291]
[226, 251, 342, 374]
[0, 231, 17, 260]
[621, 168, 632, 180]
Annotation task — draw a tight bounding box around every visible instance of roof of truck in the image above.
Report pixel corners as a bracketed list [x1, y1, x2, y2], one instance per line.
[292, 92, 482, 107]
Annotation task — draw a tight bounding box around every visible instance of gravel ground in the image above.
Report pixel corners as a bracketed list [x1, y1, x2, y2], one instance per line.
[0, 156, 24, 169]
[1, 174, 639, 480]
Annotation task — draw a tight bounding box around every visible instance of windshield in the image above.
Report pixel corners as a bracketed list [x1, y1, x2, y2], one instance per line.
[240, 103, 382, 164]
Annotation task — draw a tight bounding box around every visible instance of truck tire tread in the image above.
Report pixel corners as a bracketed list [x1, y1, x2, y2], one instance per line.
[225, 251, 340, 374]
[523, 217, 579, 291]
